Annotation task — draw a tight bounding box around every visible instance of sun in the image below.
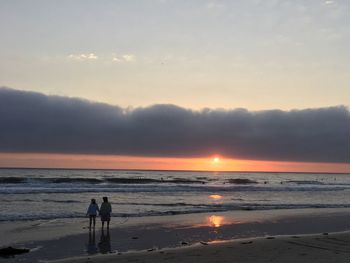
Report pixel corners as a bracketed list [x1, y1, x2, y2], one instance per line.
[213, 157, 220, 164]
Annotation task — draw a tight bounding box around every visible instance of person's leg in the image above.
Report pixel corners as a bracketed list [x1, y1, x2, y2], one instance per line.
[107, 220, 110, 229]
[102, 220, 105, 229]
[92, 216, 96, 228]
[89, 216, 92, 229]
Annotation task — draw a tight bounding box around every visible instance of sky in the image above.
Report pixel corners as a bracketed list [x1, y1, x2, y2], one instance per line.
[0, 0, 350, 172]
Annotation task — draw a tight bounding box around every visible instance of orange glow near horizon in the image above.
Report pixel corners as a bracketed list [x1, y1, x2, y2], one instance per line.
[0, 153, 350, 173]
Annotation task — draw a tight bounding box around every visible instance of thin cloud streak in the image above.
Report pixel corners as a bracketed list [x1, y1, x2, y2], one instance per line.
[0, 87, 349, 163]
[67, 53, 98, 61]
[112, 54, 136, 63]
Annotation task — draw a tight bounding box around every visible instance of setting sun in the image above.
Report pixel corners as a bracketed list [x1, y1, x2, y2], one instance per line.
[213, 157, 220, 164]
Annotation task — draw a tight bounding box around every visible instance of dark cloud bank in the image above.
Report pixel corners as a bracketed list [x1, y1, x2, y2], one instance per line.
[1, 87, 350, 163]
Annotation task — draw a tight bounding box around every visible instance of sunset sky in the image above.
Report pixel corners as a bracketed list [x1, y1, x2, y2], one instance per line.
[1, 0, 350, 172]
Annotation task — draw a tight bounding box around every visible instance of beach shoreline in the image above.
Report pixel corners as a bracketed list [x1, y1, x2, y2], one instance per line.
[1, 208, 350, 262]
[50, 230, 350, 263]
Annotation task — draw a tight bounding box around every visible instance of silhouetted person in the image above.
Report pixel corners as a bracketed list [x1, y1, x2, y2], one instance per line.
[86, 229, 98, 254]
[100, 196, 112, 229]
[98, 228, 111, 254]
[86, 198, 99, 229]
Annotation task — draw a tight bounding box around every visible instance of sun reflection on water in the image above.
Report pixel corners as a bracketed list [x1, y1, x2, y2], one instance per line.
[209, 194, 222, 200]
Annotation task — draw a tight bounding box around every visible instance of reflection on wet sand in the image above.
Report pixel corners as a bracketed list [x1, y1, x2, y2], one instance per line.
[86, 229, 112, 255]
[98, 229, 111, 254]
[208, 215, 225, 228]
[86, 229, 98, 254]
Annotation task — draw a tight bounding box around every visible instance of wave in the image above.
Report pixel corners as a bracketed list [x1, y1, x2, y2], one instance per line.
[42, 199, 81, 203]
[0, 176, 205, 185]
[1, 184, 349, 194]
[0, 177, 27, 183]
[2, 203, 350, 222]
[2, 176, 350, 190]
[105, 178, 204, 184]
[285, 180, 325, 185]
[50, 178, 102, 183]
[226, 178, 257, 184]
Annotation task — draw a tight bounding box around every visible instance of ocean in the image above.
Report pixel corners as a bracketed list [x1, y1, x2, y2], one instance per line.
[1, 168, 350, 222]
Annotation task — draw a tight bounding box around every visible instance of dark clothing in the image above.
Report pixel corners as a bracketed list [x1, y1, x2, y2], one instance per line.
[100, 202, 112, 222]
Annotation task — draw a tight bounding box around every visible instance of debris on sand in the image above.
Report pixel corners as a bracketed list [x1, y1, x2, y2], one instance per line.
[0, 247, 30, 257]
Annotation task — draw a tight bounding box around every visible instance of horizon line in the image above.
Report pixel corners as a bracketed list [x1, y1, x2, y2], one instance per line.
[0, 166, 349, 175]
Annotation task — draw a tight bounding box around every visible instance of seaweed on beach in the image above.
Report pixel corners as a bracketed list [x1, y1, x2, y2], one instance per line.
[0, 247, 30, 257]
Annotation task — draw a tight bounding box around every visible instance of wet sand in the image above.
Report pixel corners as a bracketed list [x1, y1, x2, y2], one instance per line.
[1, 208, 350, 262]
[52, 231, 350, 263]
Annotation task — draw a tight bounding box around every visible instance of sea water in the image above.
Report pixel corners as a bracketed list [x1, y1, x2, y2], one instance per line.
[1, 168, 350, 222]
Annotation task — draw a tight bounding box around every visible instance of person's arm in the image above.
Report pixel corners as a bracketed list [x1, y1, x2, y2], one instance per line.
[86, 204, 91, 216]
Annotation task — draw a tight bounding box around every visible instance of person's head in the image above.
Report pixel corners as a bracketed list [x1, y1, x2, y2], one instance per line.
[91, 198, 96, 204]
[103, 197, 108, 203]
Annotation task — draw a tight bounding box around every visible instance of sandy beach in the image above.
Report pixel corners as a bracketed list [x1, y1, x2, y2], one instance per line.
[52, 231, 350, 263]
[1, 208, 350, 262]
